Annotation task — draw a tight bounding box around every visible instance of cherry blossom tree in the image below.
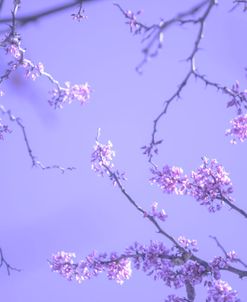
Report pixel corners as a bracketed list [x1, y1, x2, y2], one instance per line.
[1, 1, 247, 301]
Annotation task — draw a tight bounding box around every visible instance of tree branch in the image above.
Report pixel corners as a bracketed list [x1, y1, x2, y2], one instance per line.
[0, 0, 101, 28]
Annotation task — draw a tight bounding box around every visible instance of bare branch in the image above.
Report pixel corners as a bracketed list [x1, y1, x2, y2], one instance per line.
[0, 0, 101, 28]
[0, 105, 76, 172]
[0, 247, 20, 275]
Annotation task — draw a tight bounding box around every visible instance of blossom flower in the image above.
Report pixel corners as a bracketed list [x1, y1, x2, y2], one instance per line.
[150, 157, 233, 212]
[50, 241, 241, 301]
[22, 61, 44, 80]
[5, 43, 22, 60]
[225, 114, 247, 144]
[91, 131, 126, 184]
[49, 250, 132, 285]
[206, 280, 241, 302]
[91, 139, 115, 176]
[49, 81, 91, 109]
[188, 157, 233, 212]
[150, 165, 188, 195]
[177, 236, 198, 253]
[125, 9, 142, 33]
[144, 201, 168, 222]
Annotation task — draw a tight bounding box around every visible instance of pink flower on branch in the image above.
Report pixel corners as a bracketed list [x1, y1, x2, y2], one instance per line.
[50, 240, 243, 301]
[225, 114, 247, 144]
[49, 81, 91, 109]
[150, 157, 234, 213]
[2, 33, 91, 109]
[206, 280, 241, 302]
[143, 201, 168, 222]
[49, 250, 132, 285]
[91, 129, 126, 185]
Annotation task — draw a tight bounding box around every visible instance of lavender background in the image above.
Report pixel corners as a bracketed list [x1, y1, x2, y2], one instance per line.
[1, 0, 247, 301]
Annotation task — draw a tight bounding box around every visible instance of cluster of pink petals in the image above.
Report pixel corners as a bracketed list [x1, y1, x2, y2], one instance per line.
[206, 280, 240, 302]
[49, 250, 132, 285]
[22, 61, 44, 80]
[143, 201, 168, 221]
[5, 43, 22, 60]
[91, 139, 115, 176]
[150, 157, 233, 212]
[150, 165, 187, 195]
[177, 236, 198, 253]
[225, 114, 247, 144]
[125, 9, 142, 33]
[50, 241, 241, 301]
[49, 82, 91, 109]
[91, 136, 126, 185]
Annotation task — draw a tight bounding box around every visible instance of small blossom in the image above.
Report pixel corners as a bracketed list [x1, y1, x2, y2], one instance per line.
[49, 82, 91, 109]
[178, 236, 198, 253]
[206, 280, 241, 302]
[50, 251, 76, 281]
[22, 61, 44, 80]
[6, 43, 22, 59]
[225, 114, 247, 144]
[144, 201, 168, 222]
[226, 251, 238, 261]
[150, 165, 188, 195]
[151, 157, 233, 212]
[91, 139, 115, 176]
[91, 130, 126, 184]
[50, 250, 131, 285]
[188, 157, 233, 212]
[125, 9, 142, 33]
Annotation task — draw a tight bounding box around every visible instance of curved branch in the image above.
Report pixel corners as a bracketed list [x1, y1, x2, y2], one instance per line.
[0, 0, 101, 28]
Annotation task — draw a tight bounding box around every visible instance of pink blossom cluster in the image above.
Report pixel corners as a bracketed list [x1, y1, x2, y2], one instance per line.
[125, 9, 142, 33]
[150, 157, 233, 212]
[5, 43, 22, 60]
[91, 139, 115, 175]
[206, 280, 241, 302]
[143, 201, 168, 222]
[49, 250, 132, 285]
[22, 61, 44, 80]
[150, 165, 187, 195]
[2, 36, 91, 108]
[49, 82, 91, 109]
[210, 251, 238, 280]
[225, 114, 247, 144]
[91, 135, 126, 184]
[177, 236, 198, 253]
[50, 241, 241, 301]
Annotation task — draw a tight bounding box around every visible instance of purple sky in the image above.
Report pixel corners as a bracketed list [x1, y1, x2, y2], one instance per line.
[1, 0, 247, 301]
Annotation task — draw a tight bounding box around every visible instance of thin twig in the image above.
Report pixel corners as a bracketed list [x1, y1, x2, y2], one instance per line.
[0, 0, 101, 27]
[0, 105, 76, 172]
[0, 248, 20, 275]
